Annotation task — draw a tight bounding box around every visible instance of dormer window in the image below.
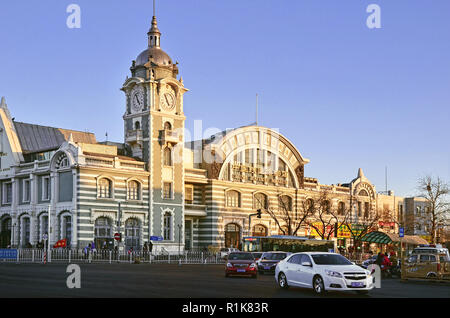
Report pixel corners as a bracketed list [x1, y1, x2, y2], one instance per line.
[164, 121, 172, 131]
[56, 153, 70, 169]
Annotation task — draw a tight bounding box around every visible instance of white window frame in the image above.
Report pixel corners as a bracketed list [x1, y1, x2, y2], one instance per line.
[162, 209, 175, 241]
[2, 182, 12, 204]
[127, 180, 141, 201]
[42, 176, 51, 201]
[22, 179, 31, 203]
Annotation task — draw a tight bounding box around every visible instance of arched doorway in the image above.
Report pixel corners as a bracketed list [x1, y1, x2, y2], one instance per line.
[0, 216, 12, 248]
[94, 217, 113, 250]
[125, 218, 141, 250]
[225, 223, 241, 249]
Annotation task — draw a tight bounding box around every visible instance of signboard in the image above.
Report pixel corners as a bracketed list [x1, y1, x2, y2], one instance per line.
[114, 233, 122, 241]
[399, 227, 404, 238]
[309, 223, 333, 238]
[150, 236, 164, 241]
[0, 249, 18, 259]
[337, 224, 351, 238]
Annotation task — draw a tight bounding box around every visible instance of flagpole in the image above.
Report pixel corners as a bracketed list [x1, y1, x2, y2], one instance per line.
[47, 204, 51, 263]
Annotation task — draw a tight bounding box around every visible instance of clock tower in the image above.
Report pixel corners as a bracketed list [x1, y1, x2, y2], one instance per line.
[121, 12, 188, 252]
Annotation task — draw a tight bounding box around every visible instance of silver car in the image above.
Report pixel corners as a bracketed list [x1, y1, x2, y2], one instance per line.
[275, 252, 374, 295]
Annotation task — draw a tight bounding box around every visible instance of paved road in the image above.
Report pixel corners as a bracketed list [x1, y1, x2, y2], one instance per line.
[0, 263, 449, 298]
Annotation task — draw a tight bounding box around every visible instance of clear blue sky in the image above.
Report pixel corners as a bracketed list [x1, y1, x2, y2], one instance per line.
[0, 0, 449, 197]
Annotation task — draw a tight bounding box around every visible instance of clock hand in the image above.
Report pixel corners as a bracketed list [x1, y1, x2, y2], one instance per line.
[164, 94, 169, 105]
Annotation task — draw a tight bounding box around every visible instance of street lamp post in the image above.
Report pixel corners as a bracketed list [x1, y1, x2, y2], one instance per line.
[178, 224, 182, 256]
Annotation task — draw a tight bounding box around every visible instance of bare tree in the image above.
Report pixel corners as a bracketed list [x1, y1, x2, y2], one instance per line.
[417, 176, 450, 243]
[305, 190, 352, 241]
[254, 191, 312, 236]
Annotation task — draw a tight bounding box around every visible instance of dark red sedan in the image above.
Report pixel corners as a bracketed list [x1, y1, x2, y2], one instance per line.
[225, 252, 257, 278]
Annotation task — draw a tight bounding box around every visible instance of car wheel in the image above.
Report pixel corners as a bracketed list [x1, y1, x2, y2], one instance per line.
[225, 273, 229, 278]
[313, 276, 325, 295]
[278, 272, 289, 289]
[252, 274, 257, 279]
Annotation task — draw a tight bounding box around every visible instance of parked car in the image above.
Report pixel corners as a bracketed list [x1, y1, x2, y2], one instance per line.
[252, 252, 263, 262]
[257, 251, 291, 274]
[220, 248, 239, 259]
[275, 252, 374, 295]
[225, 252, 257, 278]
[403, 252, 450, 280]
[361, 255, 377, 269]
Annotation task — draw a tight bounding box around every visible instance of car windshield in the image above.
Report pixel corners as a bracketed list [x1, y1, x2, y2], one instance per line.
[253, 253, 262, 258]
[228, 253, 254, 261]
[311, 254, 353, 265]
[220, 248, 229, 252]
[263, 253, 287, 260]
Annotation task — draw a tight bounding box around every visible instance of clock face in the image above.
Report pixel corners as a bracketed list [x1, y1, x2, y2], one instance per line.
[131, 86, 144, 112]
[160, 92, 175, 111]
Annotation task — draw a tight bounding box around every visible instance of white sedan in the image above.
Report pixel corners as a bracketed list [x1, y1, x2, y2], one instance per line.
[275, 252, 374, 295]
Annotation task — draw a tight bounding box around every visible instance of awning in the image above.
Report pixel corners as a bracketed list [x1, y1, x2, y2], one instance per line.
[361, 231, 429, 245]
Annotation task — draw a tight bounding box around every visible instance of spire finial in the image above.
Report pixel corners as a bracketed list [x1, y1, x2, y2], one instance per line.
[0, 96, 6, 108]
[148, 1, 161, 48]
[358, 168, 364, 178]
[68, 133, 74, 143]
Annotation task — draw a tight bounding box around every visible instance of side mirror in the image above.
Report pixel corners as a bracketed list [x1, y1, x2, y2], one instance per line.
[301, 261, 312, 267]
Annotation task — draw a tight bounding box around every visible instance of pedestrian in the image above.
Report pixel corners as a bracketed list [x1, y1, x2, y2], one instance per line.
[375, 252, 384, 266]
[148, 241, 153, 254]
[103, 241, 107, 250]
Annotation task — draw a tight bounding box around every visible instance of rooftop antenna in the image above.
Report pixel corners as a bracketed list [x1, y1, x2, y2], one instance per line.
[255, 93, 258, 126]
[385, 166, 388, 193]
[153, 0, 156, 16]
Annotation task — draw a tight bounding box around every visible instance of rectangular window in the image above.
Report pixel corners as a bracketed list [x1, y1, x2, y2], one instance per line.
[23, 179, 31, 203]
[164, 213, 172, 240]
[42, 177, 51, 201]
[3, 182, 12, 204]
[163, 182, 172, 199]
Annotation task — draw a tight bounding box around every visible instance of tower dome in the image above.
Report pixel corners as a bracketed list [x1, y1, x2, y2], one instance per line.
[135, 15, 173, 67]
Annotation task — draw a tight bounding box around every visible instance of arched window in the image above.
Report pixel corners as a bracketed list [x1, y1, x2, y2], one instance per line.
[359, 190, 369, 197]
[20, 216, 31, 247]
[225, 223, 241, 248]
[135, 121, 140, 130]
[338, 202, 345, 216]
[226, 190, 240, 207]
[279, 195, 292, 211]
[60, 215, 72, 246]
[95, 217, 112, 248]
[163, 212, 172, 240]
[254, 193, 268, 210]
[252, 224, 267, 237]
[305, 198, 314, 214]
[98, 178, 112, 198]
[164, 147, 172, 166]
[0, 216, 12, 248]
[164, 121, 172, 130]
[38, 215, 48, 242]
[128, 180, 140, 200]
[322, 200, 331, 214]
[125, 218, 141, 249]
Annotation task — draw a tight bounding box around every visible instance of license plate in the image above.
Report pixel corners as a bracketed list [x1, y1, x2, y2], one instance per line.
[237, 269, 246, 273]
[351, 282, 364, 287]
[264, 266, 271, 270]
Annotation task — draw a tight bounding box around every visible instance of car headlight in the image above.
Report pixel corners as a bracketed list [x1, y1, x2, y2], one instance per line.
[226, 263, 233, 268]
[249, 263, 257, 268]
[325, 270, 342, 278]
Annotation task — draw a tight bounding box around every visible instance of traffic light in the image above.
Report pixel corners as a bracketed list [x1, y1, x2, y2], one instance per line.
[257, 209, 262, 218]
